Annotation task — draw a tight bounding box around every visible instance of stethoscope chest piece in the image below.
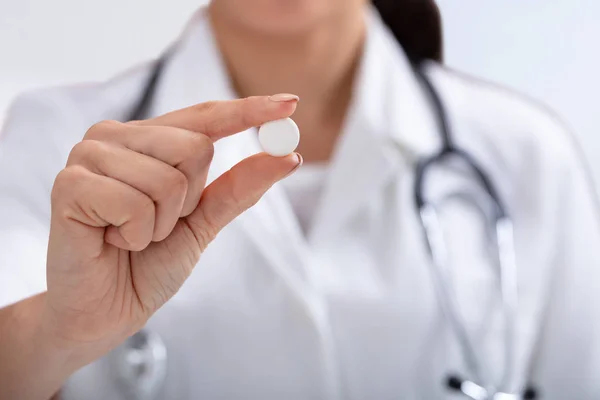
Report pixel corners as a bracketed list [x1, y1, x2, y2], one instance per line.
[110, 329, 168, 400]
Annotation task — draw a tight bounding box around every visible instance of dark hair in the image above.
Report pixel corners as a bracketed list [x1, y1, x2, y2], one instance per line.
[372, 0, 443, 63]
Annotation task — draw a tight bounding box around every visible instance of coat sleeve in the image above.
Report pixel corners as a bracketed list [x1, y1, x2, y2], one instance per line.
[530, 116, 600, 399]
[0, 90, 84, 308]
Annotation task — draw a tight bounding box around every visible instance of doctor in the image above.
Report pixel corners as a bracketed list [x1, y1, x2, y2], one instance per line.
[1, 0, 600, 399]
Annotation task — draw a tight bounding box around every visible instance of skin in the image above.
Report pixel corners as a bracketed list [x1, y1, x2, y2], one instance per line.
[0, 0, 368, 398]
[209, 0, 367, 162]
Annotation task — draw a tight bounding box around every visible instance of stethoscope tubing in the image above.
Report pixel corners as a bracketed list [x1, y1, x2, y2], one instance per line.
[122, 53, 531, 399]
[412, 62, 531, 397]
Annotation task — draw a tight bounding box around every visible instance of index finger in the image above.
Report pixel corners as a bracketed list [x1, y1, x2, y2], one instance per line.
[133, 94, 299, 141]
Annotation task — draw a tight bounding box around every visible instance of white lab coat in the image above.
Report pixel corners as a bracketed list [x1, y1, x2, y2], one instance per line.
[1, 7, 599, 400]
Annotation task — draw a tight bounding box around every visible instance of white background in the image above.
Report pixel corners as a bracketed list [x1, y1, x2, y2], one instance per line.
[1, 0, 598, 178]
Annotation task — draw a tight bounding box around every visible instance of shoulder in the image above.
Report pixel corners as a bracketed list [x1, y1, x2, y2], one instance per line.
[425, 63, 588, 182]
[2, 60, 154, 144]
[424, 63, 599, 218]
[428, 63, 575, 158]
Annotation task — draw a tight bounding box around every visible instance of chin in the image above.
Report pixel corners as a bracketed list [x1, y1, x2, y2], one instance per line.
[211, 0, 352, 35]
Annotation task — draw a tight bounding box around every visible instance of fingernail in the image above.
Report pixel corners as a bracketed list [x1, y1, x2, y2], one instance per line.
[269, 93, 300, 103]
[283, 153, 303, 179]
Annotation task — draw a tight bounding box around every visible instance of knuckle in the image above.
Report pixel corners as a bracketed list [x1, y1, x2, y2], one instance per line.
[164, 168, 189, 195]
[68, 139, 106, 165]
[51, 166, 89, 205]
[220, 170, 246, 209]
[53, 165, 86, 187]
[198, 102, 227, 133]
[194, 101, 219, 114]
[84, 120, 121, 140]
[240, 111, 255, 129]
[187, 133, 214, 161]
[238, 99, 257, 126]
[129, 191, 155, 220]
[243, 192, 263, 210]
[190, 208, 219, 249]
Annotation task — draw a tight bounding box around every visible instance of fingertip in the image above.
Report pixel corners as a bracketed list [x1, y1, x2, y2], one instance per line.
[105, 226, 130, 250]
[105, 226, 150, 252]
[151, 213, 181, 243]
[250, 151, 302, 181]
[268, 93, 300, 103]
[152, 229, 171, 244]
[268, 152, 300, 181]
[265, 94, 299, 116]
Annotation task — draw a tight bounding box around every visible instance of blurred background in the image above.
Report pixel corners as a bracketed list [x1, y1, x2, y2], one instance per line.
[1, 0, 598, 180]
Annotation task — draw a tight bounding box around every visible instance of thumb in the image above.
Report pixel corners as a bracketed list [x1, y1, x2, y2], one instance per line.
[184, 152, 302, 249]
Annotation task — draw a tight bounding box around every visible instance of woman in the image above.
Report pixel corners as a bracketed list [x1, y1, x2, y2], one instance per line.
[1, 0, 599, 399]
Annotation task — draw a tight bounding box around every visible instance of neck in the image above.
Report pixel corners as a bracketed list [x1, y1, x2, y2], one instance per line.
[208, 4, 367, 162]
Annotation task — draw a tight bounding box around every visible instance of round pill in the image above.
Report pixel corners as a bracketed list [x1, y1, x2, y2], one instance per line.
[258, 118, 300, 157]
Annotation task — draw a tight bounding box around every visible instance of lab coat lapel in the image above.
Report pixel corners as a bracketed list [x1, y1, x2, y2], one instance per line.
[310, 10, 441, 244]
[152, 8, 310, 281]
[149, 6, 444, 278]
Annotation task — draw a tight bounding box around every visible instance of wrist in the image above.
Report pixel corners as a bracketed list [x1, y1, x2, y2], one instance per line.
[0, 293, 78, 400]
[37, 294, 107, 374]
[36, 296, 83, 375]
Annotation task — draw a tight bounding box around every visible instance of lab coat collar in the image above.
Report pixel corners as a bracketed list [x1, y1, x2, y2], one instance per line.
[153, 5, 442, 164]
[309, 8, 442, 242]
[350, 7, 442, 158]
[150, 8, 237, 118]
[149, 5, 442, 263]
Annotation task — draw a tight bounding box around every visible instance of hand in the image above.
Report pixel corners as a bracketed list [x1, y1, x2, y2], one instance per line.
[43, 95, 301, 367]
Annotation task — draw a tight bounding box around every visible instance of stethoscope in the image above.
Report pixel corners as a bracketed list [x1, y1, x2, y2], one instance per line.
[413, 69, 538, 399]
[109, 54, 538, 399]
